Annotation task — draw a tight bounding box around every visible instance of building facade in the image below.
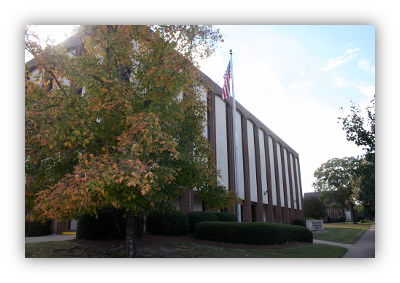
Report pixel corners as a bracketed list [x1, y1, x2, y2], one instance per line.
[183, 71, 305, 224]
[27, 35, 304, 233]
[303, 192, 353, 222]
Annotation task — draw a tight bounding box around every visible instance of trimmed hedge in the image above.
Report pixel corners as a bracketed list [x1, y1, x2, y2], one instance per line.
[293, 218, 306, 227]
[194, 222, 313, 245]
[146, 210, 189, 236]
[187, 211, 218, 233]
[25, 219, 52, 237]
[77, 206, 144, 240]
[337, 216, 346, 222]
[214, 212, 238, 222]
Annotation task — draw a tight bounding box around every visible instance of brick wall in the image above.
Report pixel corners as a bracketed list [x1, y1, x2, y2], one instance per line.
[51, 219, 70, 234]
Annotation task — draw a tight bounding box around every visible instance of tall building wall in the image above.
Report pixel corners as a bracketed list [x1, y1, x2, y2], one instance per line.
[201, 69, 304, 224]
[27, 37, 304, 229]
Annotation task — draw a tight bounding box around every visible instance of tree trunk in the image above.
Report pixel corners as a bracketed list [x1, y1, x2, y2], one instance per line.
[125, 209, 138, 258]
[350, 203, 357, 224]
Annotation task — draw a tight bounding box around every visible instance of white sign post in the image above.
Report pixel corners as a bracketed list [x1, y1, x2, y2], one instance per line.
[306, 220, 324, 232]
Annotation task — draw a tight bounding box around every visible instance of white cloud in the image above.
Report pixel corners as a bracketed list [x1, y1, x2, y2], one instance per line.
[299, 71, 305, 75]
[358, 60, 375, 74]
[352, 84, 375, 99]
[347, 48, 360, 53]
[287, 82, 312, 92]
[319, 54, 358, 71]
[334, 76, 347, 87]
[333, 76, 374, 99]
[288, 82, 300, 91]
[358, 60, 370, 71]
[300, 82, 313, 92]
[291, 41, 300, 48]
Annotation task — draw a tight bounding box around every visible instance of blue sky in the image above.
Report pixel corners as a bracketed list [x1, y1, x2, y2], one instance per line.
[26, 25, 375, 194]
[199, 25, 375, 193]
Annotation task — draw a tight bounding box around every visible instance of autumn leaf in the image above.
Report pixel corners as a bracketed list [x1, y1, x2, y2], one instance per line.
[26, 25, 239, 258]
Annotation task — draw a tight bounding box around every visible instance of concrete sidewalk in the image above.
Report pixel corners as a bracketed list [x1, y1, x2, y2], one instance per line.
[313, 239, 352, 249]
[341, 224, 375, 258]
[312, 224, 375, 258]
[25, 234, 76, 244]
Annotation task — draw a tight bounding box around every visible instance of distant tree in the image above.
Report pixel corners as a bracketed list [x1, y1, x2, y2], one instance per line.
[350, 156, 375, 217]
[303, 195, 327, 220]
[339, 98, 375, 163]
[338, 98, 375, 216]
[312, 157, 359, 224]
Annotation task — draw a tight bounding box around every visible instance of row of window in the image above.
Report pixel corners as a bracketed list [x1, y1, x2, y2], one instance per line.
[328, 209, 345, 218]
[214, 95, 302, 210]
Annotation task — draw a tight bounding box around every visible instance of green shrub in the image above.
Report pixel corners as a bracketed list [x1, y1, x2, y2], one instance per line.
[356, 214, 364, 222]
[25, 219, 52, 237]
[194, 222, 313, 245]
[76, 206, 144, 240]
[187, 211, 218, 233]
[293, 218, 306, 227]
[214, 212, 238, 222]
[146, 210, 189, 236]
[337, 216, 346, 222]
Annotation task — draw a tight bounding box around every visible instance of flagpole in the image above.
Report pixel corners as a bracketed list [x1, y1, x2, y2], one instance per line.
[230, 49, 242, 222]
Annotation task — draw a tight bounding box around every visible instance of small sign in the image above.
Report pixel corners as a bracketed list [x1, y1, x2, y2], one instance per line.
[306, 220, 324, 232]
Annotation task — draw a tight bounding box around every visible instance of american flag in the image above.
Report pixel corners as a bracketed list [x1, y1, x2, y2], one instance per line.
[222, 61, 231, 100]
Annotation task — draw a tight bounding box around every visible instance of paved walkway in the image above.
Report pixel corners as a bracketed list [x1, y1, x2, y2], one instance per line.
[313, 239, 352, 249]
[313, 224, 375, 258]
[25, 234, 76, 244]
[341, 224, 375, 258]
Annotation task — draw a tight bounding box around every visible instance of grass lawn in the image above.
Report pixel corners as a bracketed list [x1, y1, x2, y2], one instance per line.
[26, 223, 371, 258]
[25, 240, 347, 258]
[312, 223, 371, 244]
[145, 242, 347, 258]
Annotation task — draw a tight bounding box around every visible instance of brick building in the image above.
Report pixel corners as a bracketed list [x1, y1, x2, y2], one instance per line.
[26, 34, 305, 234]
[303, 192, 354, 222]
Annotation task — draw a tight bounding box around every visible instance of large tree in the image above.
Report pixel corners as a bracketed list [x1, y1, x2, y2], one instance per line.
[25, 25, 240, 257]
[338, 98, 375, 216]
[303, 195, 327, 220]
[312, 157, 359, 223]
